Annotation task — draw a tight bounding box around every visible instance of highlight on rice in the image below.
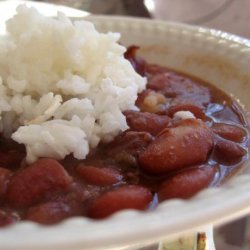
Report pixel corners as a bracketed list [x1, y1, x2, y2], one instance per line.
[0, 5, 146, 163]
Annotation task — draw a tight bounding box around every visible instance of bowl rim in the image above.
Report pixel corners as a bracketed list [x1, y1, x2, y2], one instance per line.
[1, 14, 250, 250]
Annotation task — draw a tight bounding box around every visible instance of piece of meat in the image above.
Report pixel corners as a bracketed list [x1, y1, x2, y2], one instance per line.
[135, 89, 167, 113]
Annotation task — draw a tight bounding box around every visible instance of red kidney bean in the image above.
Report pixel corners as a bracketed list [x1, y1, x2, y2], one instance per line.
[0, 168, 12, 202]
[158, 165, 216, 201]
[0, 209, 20, 227]
[147, 72, 211, 106]
[25, 201, 75, 225]
[124, 110, 171, 135]
[77, 166, 123, 186]
[6, 158, 72, 208]
[0, 150, 24, 168]
[212, 123, 246, 143]
[139, 119, 213, 174]
[145, 64, 171, 76]
[214, 137, 246, 164]
[124, 46, 146, 76]
[167, 104, 206, 120]
[87, 185, 152, 219]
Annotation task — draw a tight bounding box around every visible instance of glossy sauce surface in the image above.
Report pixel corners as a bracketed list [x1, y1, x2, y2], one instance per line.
[0, 46, 248, 226]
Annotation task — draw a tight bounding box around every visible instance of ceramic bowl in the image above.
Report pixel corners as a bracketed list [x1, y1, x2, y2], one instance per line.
[1, 14, 250, 250]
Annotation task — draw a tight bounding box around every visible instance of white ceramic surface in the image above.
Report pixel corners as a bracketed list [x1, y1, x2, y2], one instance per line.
[0, 4, 250, 250]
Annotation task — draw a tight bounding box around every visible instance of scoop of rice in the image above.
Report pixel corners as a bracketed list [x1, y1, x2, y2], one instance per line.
[0, 5, 146, 163]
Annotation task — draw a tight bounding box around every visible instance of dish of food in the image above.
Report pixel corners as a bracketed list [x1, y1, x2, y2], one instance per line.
[0, 3, 250, 250]
[0, 42, 249, 225]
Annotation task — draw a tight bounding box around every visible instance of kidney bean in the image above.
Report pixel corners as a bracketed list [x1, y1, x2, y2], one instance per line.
[124, 110, 171, 135]
[144, 64, 171, 76]
[25, 201, 75, 225]
[0, 150, 24, 168]
[87, 185, 152, 219]
[212, 123, 246, 143]
[147, 73, 211, 107]
[77, 166, 123, 186]
[214, 137, 246, 164]
[0, 168, 12, 202]
[124, 46, 146, 76]
[106, 131, 153, 158]
[158, 165, 216, 201]
[139, 119, 213, 174]
[6, 158, 72, 208]
[167, 104, 206, 120]
[0, 209, 20, 227]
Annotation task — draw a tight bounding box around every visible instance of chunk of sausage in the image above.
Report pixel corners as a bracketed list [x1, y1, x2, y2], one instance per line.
[124, 110, 171, 135]
[77, 166, 123, 186]
[0, 168, 12, 202]
[135, 89, 167, 113]
[25, 202, 74, 225]
[158, 165, 216, 201]
[212, 123, 246, 143]
[87, 185, 152, 219]
[139, 119, 213, 174]
[214, 137, 246, 164]
[6, 158, 72, 208]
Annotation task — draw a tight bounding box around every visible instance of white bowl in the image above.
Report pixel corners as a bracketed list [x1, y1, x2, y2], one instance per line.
[1, 14, 250, 250]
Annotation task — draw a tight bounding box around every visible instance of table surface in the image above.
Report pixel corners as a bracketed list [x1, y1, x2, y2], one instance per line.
[53, 0, 250, 38]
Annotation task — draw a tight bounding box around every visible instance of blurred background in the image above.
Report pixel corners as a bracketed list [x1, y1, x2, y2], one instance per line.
[2, 0, 250, 249]
[40, 0, 250, 38]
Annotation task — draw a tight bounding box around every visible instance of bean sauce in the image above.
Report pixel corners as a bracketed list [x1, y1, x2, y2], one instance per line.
[0, 46, 248, 226]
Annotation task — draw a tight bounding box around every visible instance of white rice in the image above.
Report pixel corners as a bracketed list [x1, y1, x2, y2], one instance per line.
[173, 111, 195, 120]
[0, 5, 146, 163]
